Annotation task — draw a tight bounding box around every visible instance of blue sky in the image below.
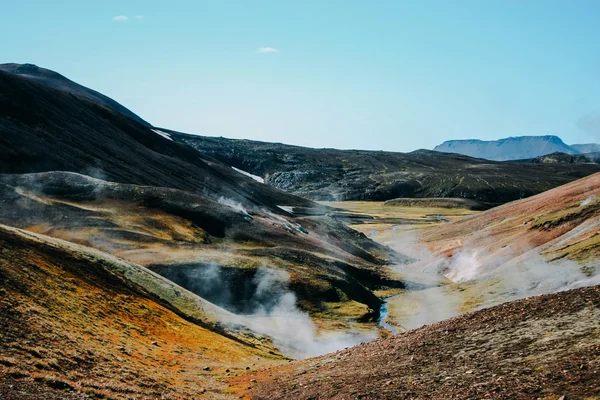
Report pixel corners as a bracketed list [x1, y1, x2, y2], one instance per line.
[2, 1, 600, 151]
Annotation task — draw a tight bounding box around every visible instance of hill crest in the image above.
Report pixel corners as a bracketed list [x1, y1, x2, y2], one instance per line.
[0, 63, 150, 126]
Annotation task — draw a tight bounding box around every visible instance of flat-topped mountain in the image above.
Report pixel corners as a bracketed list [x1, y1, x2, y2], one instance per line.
[434, 135, 578, 161]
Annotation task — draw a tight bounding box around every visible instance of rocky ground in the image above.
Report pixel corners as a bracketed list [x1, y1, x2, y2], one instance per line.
[233, 284, 600, 399]
[174, 131, 600, 204]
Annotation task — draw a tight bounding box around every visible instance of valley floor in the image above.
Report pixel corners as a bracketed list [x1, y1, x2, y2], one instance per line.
[2, 193, 599, 399]
[322, 201, 480, 331]
[328, 190, 600, 335]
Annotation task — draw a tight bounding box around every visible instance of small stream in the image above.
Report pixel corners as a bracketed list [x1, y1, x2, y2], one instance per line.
[378, 294, 402, 335]
[426, 214, 451, 222]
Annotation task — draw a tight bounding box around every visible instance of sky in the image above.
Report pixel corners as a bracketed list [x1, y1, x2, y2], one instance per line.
[2, 0, 600, 151]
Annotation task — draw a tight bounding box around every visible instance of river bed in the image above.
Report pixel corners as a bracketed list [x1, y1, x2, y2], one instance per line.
[378, 294, 402, 334]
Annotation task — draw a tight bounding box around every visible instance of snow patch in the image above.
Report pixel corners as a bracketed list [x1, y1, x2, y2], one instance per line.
[580, 195, 596, 207]
[277, 205, 294, 214]
[231, 167, 264, 183]
[151, 129, 173, 141]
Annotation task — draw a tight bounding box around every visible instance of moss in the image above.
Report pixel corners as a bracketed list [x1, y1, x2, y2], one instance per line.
[548, 233, 600, 263]
[532, 200, 600, 231]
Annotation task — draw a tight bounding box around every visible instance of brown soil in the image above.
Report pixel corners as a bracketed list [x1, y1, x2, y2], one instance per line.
[234, 285, 600, 399]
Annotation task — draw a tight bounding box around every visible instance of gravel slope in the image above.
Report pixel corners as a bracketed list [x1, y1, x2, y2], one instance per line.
[234, 284, 600, 399]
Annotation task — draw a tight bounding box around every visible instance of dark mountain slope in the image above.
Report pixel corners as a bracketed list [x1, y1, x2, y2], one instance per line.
[523, 151, 594, 164]
[0, 70, 313, 211]
[171, 132, 600, 204]
[434, 135, 578, 160]
[0, 63, 150, 126]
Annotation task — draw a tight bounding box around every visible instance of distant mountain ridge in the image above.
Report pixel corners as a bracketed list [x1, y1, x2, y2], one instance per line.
[174, 132, 600, 204]
[572, 143, 600, 154]
[433, 135, 584, 161]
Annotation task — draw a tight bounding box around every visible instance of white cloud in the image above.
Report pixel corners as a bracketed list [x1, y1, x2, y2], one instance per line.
[135, 15, 144, 20]
[257, 47, 279, 53]
[112, 15, 129, 22]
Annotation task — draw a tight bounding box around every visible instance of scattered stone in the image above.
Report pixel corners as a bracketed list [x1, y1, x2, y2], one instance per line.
[203, 366, 211, 371]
